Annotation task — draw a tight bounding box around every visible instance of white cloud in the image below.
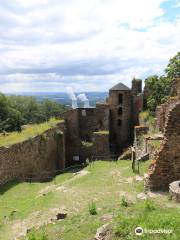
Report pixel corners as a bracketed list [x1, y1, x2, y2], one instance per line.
[0, 0, 179, 92]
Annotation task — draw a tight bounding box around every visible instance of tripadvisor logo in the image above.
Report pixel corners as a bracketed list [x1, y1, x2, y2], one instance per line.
[135, 227, 173, 236]
[135, 227, 144, 236]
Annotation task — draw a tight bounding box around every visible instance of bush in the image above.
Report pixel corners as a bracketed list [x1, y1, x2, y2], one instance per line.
[121, 196, 128, 207]
[88, 202, 97, 215]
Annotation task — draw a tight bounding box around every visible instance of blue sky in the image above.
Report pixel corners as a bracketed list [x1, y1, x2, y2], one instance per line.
[0, 0, 179, 93]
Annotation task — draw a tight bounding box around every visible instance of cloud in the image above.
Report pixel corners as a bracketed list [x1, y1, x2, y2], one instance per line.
[0, 0, 179, 92]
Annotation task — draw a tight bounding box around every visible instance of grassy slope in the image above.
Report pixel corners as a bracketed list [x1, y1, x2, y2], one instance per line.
[0, 161, 179, 240]
[0, 118, 63, 147]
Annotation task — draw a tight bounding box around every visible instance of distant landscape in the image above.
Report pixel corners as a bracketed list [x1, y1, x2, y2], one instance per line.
[7, 92, 108, 108]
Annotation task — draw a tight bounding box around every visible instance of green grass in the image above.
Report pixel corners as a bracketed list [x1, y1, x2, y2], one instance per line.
[114, 200, 180, 239]
[93, 130, 109, 135]
[81, 141, 93, 147]
[0, 118, 63, 147]
[0, 160, 179, 240]
[149, 140, 162, 149]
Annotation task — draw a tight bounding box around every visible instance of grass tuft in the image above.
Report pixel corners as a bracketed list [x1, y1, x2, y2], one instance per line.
[120, 196, 128, 207]
[88, 202, 97, 215]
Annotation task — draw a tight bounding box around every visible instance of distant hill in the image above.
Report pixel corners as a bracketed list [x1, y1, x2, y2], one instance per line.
[7, 92, 108, 107]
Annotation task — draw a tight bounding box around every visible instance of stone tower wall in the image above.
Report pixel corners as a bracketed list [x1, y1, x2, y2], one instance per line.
[109, 90, 132, 153]
[131, 78, 142, 96]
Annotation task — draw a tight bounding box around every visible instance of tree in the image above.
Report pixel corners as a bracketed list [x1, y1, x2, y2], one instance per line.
[4, 108, 24, 132]
[165, 52, 180, 79]
[144, 75, 171, 112]
[0, 93, 9, 121]
[0, 93, 68, 132]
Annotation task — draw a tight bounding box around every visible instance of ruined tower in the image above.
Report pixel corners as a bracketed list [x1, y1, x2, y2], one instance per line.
[131, 78, 142, 96]
[131, 78, 143, 126]
[109, 83, 132, 153]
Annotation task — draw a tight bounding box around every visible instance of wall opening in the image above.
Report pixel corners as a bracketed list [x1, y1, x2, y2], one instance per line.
[118, 107, 123, 115]
[118, 119, 122, 127]
[81, 110, 86, 116]
[118, 94, 123, 104]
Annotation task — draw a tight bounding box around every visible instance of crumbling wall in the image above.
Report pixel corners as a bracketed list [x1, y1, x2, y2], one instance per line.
[133, 126, 149, 159]
[78, 108, 97, 141]
[92, 132, 110, 158]
[132, 94, 143, 126]
[147, 101, 180, 190]
[156, 99, 178, 132]
[0, 122, 66, 185]
[63, 109, 81, 166]
[63, 105, 109, 164]
[95, 103, 109, 131]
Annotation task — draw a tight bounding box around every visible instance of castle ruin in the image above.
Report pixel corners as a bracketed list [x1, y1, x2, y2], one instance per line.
[146, 78, 180, 190]
[0, 79, 143, 185]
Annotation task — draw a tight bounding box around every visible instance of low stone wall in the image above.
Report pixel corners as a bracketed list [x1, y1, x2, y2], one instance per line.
[146, 101, 180, 190]
[0, 122, 66, 185]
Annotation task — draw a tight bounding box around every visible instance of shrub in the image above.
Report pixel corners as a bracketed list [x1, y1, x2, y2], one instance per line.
[121, 196, 128, 207]
[88, 202, 97, 215]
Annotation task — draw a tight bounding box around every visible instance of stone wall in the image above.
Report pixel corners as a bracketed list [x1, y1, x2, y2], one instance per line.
[156, 99, 178, 132]
[147, 101, 180, 190]
[63, 104, 109, 164]
[80, 132, 110, 161]
[132, 94, 144, 126]
[0, 122, 66, 185]
[109, 90, 132, 153]
[63, 109, 81, 166]
[92, 132, 110, 158]
[133, 126, 149, 160]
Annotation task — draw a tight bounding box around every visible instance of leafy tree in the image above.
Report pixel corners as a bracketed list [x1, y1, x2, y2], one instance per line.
[144, 75, 171, 112]
[0, 93, 9, 121]
[4, 108, 24, 132]
[144, 52, 180, 112]
[0, 93, 67, 132]
[165, 52, 180, 79]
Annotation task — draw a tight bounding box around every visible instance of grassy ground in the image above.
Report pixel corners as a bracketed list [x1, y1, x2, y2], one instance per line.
[0, 118, 63, 147]
[0, 160, 179, 240]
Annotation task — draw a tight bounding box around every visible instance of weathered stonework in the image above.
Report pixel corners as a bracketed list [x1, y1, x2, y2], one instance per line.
[63, 103, 110, 164]
[0, 122, 66, 185]
[92, 132, 110, 158]
[147, 100, 180, 190]
[169, 181, 180, 203]
[0, 79, 143, 185]
[109, 79, 143, 154]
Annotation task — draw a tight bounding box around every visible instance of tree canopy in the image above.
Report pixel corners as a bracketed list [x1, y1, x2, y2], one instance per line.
[0, 94, 67, 132]
[144, 52, 180, 112]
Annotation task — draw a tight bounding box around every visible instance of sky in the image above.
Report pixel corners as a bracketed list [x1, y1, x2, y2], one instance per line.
[0, 0, 179, 93]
